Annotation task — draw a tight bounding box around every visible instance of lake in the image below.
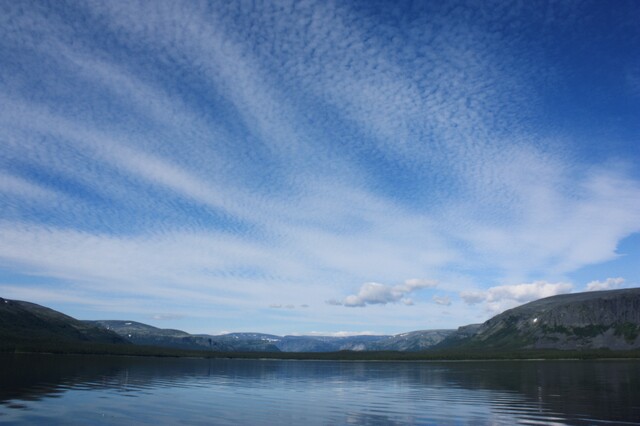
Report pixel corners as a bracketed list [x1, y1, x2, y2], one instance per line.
[0, 354, 639, 425]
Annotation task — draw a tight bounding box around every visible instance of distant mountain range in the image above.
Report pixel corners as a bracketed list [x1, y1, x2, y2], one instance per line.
[2, 288, 640, 354]
[87, 320, 454, 352]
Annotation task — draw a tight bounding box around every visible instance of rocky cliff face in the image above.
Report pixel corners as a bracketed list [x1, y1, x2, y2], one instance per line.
[440, 288, 640, 350]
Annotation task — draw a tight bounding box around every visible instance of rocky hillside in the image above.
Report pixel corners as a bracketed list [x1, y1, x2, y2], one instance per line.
[88, 321, 281, 352]
[275, 335, 389, 352]
[437, 288, 640, 350]
[0, 298, 126, 345]
[369, 330, 454, 351]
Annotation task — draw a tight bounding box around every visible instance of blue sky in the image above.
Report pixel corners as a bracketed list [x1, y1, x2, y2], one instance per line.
[1, 0, 639, 336]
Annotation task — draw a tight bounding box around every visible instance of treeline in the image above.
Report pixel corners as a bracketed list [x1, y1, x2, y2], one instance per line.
[221, 349, 640, 361]
[3, 335, 640, 361]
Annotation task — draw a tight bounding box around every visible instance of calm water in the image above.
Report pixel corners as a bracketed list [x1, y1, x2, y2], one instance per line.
[1, 354, 639, 425]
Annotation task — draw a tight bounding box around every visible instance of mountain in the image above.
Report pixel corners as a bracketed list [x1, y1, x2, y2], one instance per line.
[89, 321, 454, 352]
[0, 297, 126, 346]
[369, 330, 454, 351]
[200, 332, 283, 352]
[437, 288, 640, 351]
[275, 335, 389, 352]
[5, 288, 640, 355]
[275, 330, 454, 352]
[88, 321, 281, 352]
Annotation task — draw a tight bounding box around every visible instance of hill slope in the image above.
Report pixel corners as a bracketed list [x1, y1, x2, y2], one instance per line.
[437, 288, 640, 350]
[88, 321, 281, 352]
[0, 297, 126, 345]
[369, 330, 454, 351]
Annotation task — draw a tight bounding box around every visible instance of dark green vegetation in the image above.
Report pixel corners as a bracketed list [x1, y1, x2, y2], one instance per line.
[3, 337, 640, 361]
[614, 322, 640, 343]
[2, 288, 640, 360]
[0, 297, 126, 347]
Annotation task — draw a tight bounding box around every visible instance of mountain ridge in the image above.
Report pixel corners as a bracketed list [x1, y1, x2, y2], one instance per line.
[0, 297, 126, 345]
[436, 288, 640, 350]
[3, 288, 640, 354]
[89, 319, 454, 352]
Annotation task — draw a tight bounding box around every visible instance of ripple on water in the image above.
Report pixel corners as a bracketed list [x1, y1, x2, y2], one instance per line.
[2, 356, 640, 425]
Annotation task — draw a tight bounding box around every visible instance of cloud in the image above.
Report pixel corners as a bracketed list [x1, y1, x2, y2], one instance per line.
[459, 291, 487, 305]
[0, 1, 639, 335]
[151, 314, 185, 321]
[269, 304, 296, 309]
[0, 172, 63, 200]
[0, 285, 105, 306]
[460, 281, 574, 313]
[433, 295, 452, 306]
[329, 279, 437, 307]
[404, 278, 438, 288]
[585, 277, 625, 292]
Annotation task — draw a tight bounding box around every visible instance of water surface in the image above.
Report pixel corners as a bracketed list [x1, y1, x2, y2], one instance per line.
[1, 354, 639, 425]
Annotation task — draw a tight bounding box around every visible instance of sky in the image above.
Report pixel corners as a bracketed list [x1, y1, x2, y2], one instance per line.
[1, 0, 639, 336]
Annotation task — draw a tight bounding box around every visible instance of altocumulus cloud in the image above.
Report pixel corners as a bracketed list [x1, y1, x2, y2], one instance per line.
[328, 279, 437, 307]
[0, 1, 639, 335]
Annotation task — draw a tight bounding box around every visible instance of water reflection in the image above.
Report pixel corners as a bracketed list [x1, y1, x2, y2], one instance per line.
[1, 354, 639, 425]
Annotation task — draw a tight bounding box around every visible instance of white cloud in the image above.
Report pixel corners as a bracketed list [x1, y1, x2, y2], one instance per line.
[459, 290, 487, 305]
[460, 281, 574, 314]
[151, 314, 185, 321]
[0, 285, 103, 306]
[269, 304, 296, 309]
[485, 281, 573, 303]
[0, 172, 61, 200]
[329, 279, 437, 307]
[1, 1, 639, 336]
[403, 278, 439, 289]
[83, 0, 316, 165]
[433, 295, 452, 306]
[459, 166, 640, 280]
[585, 277, 625, 292]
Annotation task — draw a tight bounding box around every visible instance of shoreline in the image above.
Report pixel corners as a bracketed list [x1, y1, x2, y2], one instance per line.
[4, 341, 640, 362]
